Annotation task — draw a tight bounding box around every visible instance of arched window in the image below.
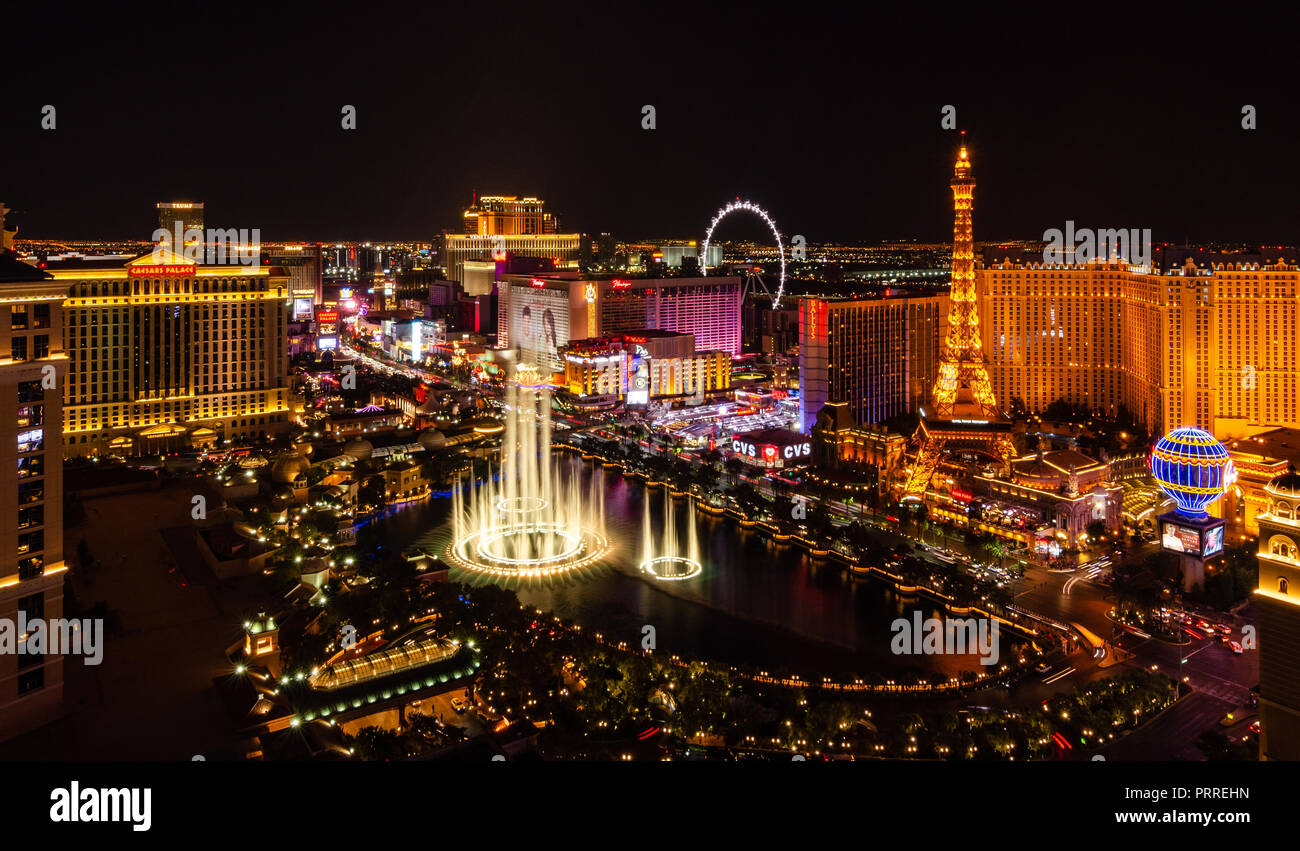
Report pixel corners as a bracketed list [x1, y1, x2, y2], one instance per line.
[1270, 535, 1298, 559]
[1281, 577, 1290, 595]
[1276, 501, 1294, 520]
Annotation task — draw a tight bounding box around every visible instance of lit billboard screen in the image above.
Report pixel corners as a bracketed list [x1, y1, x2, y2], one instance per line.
[316, 309, 339, 337]
[1160, 517, 1228, 559]
[1161, 522, 1202, 555]
[1203, 525, 1225, 558]
[627, 350, 650, 405]
[508, 285, 569, 373]
[293, 297, 314, 319]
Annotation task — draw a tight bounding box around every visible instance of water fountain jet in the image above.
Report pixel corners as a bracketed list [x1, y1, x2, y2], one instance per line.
[639, 489, 703, 581]
[447, 368, 609, 578]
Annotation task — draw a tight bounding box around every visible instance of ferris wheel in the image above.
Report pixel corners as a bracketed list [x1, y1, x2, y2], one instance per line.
[701, 199, 787, 309]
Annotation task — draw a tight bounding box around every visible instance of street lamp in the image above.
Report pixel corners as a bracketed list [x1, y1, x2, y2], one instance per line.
[1175, 640, 1188, 700]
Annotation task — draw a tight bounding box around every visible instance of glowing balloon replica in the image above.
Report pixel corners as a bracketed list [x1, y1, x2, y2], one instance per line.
[447, 366, 609, 579]
[1150, 426, 1236, 517]
[1150, 426, 1236, 591]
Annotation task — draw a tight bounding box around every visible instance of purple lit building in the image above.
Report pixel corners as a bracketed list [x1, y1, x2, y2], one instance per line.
[499, 274, 742, 373]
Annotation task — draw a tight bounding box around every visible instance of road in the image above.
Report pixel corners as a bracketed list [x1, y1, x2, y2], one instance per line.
[1100, 692, 1234, 760]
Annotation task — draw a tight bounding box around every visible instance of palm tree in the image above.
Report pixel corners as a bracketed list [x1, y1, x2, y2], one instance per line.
[694, 462, 719, 493]
[983, 539, 1009, 570]
[671, 457, 692, 488]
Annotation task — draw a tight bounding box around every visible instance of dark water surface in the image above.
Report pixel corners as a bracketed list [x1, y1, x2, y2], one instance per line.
[381, 462, 1011, 678]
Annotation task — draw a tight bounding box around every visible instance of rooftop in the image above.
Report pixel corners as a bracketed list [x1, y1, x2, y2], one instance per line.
[732, 427, 807, 444]
[1227, 427, 1300, 469]
[979, 244, 1300, 273]
[0, 252, 53, 283]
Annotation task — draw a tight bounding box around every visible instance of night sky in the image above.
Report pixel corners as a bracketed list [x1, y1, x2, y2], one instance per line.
[5, 5, 1298, 245]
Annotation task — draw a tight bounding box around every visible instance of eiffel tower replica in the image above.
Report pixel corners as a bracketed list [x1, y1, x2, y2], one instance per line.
[901, 134, 1014, 502]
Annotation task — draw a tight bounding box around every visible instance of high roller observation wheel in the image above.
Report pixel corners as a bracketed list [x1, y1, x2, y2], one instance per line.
[701, 199, 787, 309]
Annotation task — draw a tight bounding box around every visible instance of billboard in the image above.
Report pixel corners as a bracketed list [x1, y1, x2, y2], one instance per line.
[1203, 524, 1225, 558]
[627, 346, 650, 405]
[316, 309, 339, 335]
[1160, 516, 1227, 559]
[316, 309, 339, 351]
[1161, 522, 1202, 555]
[508, 284, 569, 373]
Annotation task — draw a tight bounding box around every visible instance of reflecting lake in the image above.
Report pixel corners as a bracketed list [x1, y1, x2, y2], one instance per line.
[383, 460, 1014, 679]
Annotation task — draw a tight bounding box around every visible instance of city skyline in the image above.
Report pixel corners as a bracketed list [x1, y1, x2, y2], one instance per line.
[0, 5, 1293, 826]
[4, 9, 1298, 245]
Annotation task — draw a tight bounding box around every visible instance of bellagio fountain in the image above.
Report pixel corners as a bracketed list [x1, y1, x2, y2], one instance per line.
[447, 366, 610, 579]
[639, 488, 703, 581]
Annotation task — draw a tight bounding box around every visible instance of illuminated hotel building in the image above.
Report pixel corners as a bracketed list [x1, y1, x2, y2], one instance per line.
[561, 331, 731, 402]
[1223, 429, 1298, 536]
[500, 274, 742, 374]
[156, 201, 204, 238]
[810, 402, 908, 474]
[462, 196, 558, 235]
[797, 290, 945, 433]
[261, 243, 322, 318]
[977, 246, 1300, 440]
[324, 243, 361, 284]
[656, 243, 722, 269]
[442, 195, 578, 284]
[1254, 471, 1300, 760]
[0, 234, 69, 739]
[46, 247, 293, 457]
[968, 445, 1122, 549]
[441, 234, 580, 285]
